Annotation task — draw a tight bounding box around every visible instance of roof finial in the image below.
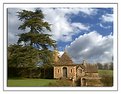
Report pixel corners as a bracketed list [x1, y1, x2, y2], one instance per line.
[83, 59, 87, 67]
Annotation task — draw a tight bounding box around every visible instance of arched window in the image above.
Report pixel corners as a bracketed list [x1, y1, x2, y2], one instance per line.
[58, 69, 59, 73]
[79, 69, 82, 73]
[71, 69, 73, 73]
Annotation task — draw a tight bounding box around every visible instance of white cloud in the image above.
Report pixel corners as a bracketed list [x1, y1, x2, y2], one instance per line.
[8, 8, 31, 45]
[71, 23, 89, 30]
[8, 8, 23, 44]
[101, 13, 113, 22]
[58, 51, 64, 57]
[99, 23, 112, 29]
[8, 8, 97, 44]
[42, 8, 73, 42]
[66, 31, 113, 64]
[42, 8, 92, 42]
[79, 8, 97, 15]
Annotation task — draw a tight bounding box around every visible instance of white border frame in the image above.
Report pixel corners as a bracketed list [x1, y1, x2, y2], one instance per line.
[3, 3, 118, 91]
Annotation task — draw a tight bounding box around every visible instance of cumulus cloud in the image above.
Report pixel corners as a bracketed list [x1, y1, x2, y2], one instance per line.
[8, 8, 22, 44]
[71, 23, 89, 30]
[8, 8, 31, 45]
[66, 31, 113, 63]
[8, 8, 113, 64]
[41, 8, 96, 42]
[8, 8, 96, 44]
[99, 23, 112, 29]
[78, 8, 97, 15]
[100, 13, 113, 22]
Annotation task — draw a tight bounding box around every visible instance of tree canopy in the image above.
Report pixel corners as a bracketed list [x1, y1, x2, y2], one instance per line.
[8, 9, 56, 69]
[17, 9, 56, 48]
[8, 45, 40, 68]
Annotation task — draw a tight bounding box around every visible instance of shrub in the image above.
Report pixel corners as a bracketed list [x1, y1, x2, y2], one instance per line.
[100, 75, 113, 86]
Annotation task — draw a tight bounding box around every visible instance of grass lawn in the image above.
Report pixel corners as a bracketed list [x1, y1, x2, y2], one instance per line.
[8, 79, 57, 87]
[98, 70, 113, 76]
[8, 70, 113, 87]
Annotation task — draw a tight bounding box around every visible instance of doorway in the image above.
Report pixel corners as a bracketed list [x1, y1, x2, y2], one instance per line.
[63, 67, 67, 78]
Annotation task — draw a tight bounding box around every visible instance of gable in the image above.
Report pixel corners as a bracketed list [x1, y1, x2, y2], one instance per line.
[59, 52, 73, 65]
[77, 66, 83, 70]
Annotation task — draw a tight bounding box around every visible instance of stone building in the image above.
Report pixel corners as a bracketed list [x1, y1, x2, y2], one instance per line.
[53, 50, 101, 86]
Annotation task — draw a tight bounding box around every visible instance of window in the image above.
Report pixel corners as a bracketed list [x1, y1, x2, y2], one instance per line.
[79, 69, 82, 73]
[58, 69, 59, 73]
[71, 69, 73, 73]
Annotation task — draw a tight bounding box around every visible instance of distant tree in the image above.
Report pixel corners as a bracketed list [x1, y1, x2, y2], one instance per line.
[97, 63, 103, 70]
[103, 63, 109, 70]
[109, 62, 113, 70]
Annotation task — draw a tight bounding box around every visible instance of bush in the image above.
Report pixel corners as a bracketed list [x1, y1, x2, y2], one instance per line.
[8, 67, 42, 78]
[75, 78, 81, 86]
[100, 75, 113, 86]
[48, 79, 72, 86]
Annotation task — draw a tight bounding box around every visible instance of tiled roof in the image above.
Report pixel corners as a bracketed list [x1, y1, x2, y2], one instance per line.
[76, 64, 85, 70]
[59, 52, 73, 65]
[84, 63, 98, 73]
[53, 51, 98, 73]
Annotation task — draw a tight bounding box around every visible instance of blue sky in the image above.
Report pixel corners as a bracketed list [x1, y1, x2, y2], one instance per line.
[54, 8, 113, 51]
[8, 8, 113, 63]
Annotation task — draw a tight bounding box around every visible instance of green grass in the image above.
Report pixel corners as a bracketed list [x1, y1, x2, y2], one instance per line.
[8, 70, 113, 87]
[98, 70, 113, 86]
[98, 70, 113, 76]
[8, 79, 57, 87]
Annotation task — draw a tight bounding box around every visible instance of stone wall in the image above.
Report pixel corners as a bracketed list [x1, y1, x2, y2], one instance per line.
[54, 66, 62, 78]
[85, 73, 99, 77]
[54, 66, 76, 80]
[77, 67, 85, 77]
[67, 66, 76, 80]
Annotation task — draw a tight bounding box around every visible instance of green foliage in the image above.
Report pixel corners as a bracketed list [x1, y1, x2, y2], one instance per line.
[97, 63, 103, 69]
[100, 75, 113, 86]
[98, 70, 113, 86]
[51, 79, 72, 86]
[17, 9, 56, 64]
[8, 44, 40, 68]
[17, 9, 56, 47]
[8, 9, 57, 79]
[97, 62, 113, 70]
[18, 32, 56, 48]
[17, 9, 51, 31]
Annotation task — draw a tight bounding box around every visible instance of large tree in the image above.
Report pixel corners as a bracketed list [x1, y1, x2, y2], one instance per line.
[8, 44, 40, 68]
[17, 9, 56, 47]
[8, 9, 56, 78]
[17, 9, 56, 64]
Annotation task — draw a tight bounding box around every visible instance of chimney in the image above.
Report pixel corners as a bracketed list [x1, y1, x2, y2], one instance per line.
[83, 60, 87, 67]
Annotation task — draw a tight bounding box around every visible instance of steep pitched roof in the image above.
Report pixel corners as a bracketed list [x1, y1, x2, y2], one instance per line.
[59, 52, 73, 64]
[76, 64, 85, 70]
[53, 51, 98, 73]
